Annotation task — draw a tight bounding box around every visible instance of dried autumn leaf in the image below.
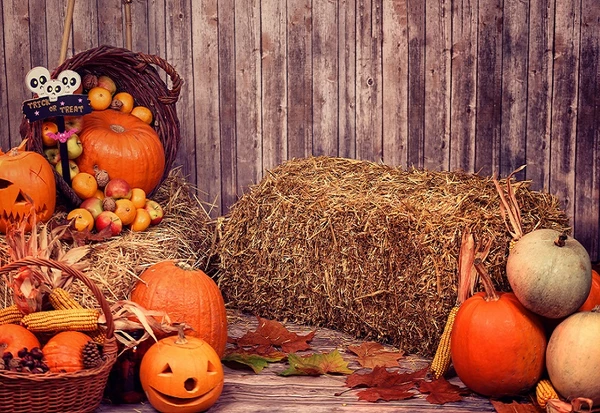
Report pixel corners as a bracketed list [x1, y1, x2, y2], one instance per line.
[357, 383, 416, 402]
[418, 377, 466, 405]
[235, 316, 315, 353]
[347, 341, 404, 368]
[346, 365, 429, 389]
[490, 399, 544, 413]
[279, 350, 353, 376]
[223, 348, 287, 373]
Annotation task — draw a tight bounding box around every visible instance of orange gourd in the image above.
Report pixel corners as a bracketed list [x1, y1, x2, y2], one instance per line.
[0, 140, 56, 234]
[450, 260, 547, 397]
[579, 269, 600, 312]
[0, 324, 41, 356]
[75, 109, 165, 194]
[130, 261, 228, 358]
[42, 331, 91, 373]
[140, 326, 224, 413]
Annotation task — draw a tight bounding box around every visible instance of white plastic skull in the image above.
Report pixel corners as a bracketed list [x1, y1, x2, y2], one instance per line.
[25, 66, 51, 96]
[43, 79, 64, 102]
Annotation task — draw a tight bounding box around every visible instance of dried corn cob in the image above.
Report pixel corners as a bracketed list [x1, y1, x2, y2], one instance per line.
[49, 287, 83, 310]
[430, 305, 459, 379]
[48, 288, 106, 343]
[22, 309, 99, 333]
[0, 304, 24, 325]
[536, 379, 559, 408]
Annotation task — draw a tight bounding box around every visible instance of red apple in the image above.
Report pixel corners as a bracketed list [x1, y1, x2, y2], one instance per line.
[144, 200, 164, 225]
[97, 75, 117, 96]
[95, 211, 123, 236]
[104, 178, 132, 200]
[80, 197, 104, 220]
[65, 116, 83, 132]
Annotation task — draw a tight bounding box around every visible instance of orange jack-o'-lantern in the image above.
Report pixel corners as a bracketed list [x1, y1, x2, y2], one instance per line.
[139, 327, 224, 413]
[0, 140, 56, 233]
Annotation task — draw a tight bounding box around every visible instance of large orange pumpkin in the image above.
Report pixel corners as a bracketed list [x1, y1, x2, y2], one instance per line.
[579, 269, 600, 312]
[42, 331, 91, 373]
[0, 140, 56, 234]
[0, 324, 41, 356]
[130, 261, 228, 358]
[450, 261, 547, 397]
[76, 109, 165, 194]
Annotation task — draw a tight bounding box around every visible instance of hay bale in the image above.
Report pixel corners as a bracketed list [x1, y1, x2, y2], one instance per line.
[216, 156, 570, 357]
[0, 167, 215, 308]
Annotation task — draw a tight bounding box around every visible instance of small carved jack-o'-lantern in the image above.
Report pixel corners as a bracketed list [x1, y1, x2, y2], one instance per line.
[0, 140, 56, 234]
[139, 326, 224, 413]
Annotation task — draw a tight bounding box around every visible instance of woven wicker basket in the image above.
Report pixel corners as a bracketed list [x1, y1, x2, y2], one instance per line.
[20, 45, 183, 206]
[0, 257, 118, 413]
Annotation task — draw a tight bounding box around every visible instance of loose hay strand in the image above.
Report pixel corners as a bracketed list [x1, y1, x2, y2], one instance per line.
[216, 156, 569, 357]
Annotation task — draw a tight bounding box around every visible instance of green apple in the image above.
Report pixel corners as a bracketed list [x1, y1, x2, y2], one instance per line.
[44, 148, 60, 165]
[56, 160, 80, 180]
[66, 134, 83, 159]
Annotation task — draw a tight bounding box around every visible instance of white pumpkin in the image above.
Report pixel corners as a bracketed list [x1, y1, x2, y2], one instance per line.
[506, 229, 591, 319]
[546, 308, 600, 405]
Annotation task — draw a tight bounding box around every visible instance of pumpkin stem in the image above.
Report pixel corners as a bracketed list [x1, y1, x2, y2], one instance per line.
[110, 124, 126, 133]
[175, 323, 188, 345]
[473, 258, 500, 302]
[175, 261, 194, 271]
[553, 232, 568, 247]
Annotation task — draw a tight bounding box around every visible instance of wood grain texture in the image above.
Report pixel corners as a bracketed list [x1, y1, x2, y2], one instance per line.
[1, 1, 599, 260]
[500, 0, 528, 180]
[449, 0, 477, 172]
[424, 0, 451, 171]
[382, 0, 408, 167]
[261, 0, 288, 171]
[192, 0, 221, 217]
[525, 0, 554, 192]
[97, 312, 498, 413]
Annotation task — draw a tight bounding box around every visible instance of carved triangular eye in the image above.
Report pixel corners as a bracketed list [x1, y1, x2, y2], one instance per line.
[207, 360, 218, 373]
[0, 179, 12, 189]
[15, 190, 28, 203]
[159, 363, 173, 376]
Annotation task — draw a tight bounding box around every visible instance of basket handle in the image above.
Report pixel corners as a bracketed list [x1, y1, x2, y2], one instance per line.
[0, 258, 114, 339]
[136, 52, 183, 105]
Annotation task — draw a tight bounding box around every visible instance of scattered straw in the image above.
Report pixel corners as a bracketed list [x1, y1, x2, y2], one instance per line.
[0, 167, 215, 309]
[216, 156, 570, 357]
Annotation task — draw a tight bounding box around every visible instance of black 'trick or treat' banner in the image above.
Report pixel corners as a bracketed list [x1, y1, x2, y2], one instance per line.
[22, 66, 92, 186]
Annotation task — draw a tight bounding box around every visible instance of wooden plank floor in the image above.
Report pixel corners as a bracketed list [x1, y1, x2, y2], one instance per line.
[97, 311, 499, 413]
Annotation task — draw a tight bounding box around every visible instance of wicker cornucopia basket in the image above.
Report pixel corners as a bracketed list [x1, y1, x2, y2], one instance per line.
[19, 44, 183, 206]
[0, 257, 118, 413]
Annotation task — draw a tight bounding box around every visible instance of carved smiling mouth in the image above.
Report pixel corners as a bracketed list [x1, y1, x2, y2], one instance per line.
[148, 385, 220, 406]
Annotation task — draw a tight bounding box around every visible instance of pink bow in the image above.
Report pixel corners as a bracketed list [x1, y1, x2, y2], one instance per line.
[46, 129, 79, 143]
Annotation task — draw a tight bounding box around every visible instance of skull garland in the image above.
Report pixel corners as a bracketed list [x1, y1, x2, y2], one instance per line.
[26, 67, 81, 102]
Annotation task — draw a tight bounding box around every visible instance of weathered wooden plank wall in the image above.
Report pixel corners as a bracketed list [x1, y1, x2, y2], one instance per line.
[0, 0, 599, 261]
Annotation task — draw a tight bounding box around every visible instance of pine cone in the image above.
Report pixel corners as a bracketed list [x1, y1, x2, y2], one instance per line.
[82, 341, 103, 369]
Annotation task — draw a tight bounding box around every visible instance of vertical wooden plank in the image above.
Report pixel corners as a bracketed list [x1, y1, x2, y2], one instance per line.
[96, 1, 124, 48]
[338, 0, 356, 159]
[235, 0, 262, 195]
[449, 0, 477, 172]
[166, 0, 196, 186]
[3, 0, 31, 148]
[382, 0, 408, 167]
[475, 0, 502, 176]
[148, 0, 167, 58]
[500, 0, 529, 180]
[424, 0, 451, 171]
[574, 0, 599, 261]
[72, 0, 98, 53]
[0, 0, 10, 151]
[29, 0, 48, 68]
[356, 0, 383, 162]
[312, 0, 339, 156]
[192, 0, 221, 217]
[261, 0, 288, 170]
[218, 0, 237, 212]
[406, 0, 424, 167]
[550, 0, 581, 224]
[45, 0, 70, 67]
[525, 0, 554, 191]
[287, 0, 313, 159]
[130, 0, 150, 53]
